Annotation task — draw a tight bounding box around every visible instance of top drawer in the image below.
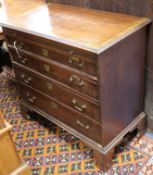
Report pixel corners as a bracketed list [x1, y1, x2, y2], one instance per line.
[4, 28, 98, 77]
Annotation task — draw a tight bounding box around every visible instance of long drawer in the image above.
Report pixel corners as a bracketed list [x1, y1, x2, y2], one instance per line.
[10, 48, 98, 99]
[4, 28, 98, 77]
[19, 84, 102, 144]
[14, 64, 100, 122]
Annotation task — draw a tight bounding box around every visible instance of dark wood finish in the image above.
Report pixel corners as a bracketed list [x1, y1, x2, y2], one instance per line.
[88, 0, 115, 11]
[47, 0, 153, 132]
[47, 0, 153, 71]
[113, 1, 153, 74]
[99, 28, 146, 146]
[47, 0, 93, 8]
[5, 29, 98, 77]
[93, 149, 114, 171]
[19, 84, 102, 143]
[14, 64, 100, 122]
[64, 0, 89, 7]
[1, 3, 150, 171]
[93, 113, 146, 171]
[9, 48, 98, 99]
[20, 101, 146, 173]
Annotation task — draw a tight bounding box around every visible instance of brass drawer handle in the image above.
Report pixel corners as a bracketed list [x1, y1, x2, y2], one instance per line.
[76, 120, 90, 129]
[20, 58, 28, 64]
[69, 75, 84, 86]
[13, 41, 23, 58]
[14, 41, 27, 64]
[24, 77, 32, 84]
[21, 74, 32, 84]
[51, 102, 58, 109]
[28, 97, 36, 103]
[26, 93, 36, 103]
[47, 83, 53, 90]
[72, 98, 87, 112]
[14, 40, 24, 49]
[69, 51, 84, 68]
[14, 40, 22, 58]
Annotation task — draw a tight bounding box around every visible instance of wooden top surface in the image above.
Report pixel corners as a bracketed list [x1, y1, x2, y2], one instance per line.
[0, 3, 151, 53]
[0, 0, 45, 33]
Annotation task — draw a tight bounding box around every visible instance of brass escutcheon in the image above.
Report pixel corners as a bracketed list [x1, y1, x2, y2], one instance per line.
[47, 83, 53, 90]
[42, 48, 49, 57]
[51, 102, 58, 109]
[43, 64, 51, 72]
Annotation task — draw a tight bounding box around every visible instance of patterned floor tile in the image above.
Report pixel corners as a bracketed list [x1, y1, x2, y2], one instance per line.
[130, 133, 153, 156]
[138, 157, 153, 175]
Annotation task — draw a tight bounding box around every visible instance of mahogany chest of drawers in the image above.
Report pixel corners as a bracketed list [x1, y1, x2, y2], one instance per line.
[0, 3, 151, 171]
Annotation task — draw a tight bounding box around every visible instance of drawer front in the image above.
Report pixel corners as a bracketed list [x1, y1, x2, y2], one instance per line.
[5, 30, 97, 76]
[14, 65, 100, 122]
[19, 85, 102, 144]
[10, 48, 98, 99]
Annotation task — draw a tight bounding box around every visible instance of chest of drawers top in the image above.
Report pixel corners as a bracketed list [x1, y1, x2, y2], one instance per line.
[0, 3, 150, 53]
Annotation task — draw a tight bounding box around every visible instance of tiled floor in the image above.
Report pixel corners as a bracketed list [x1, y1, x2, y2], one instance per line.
[129, 133, 153, 174]
[0, 70, 153, 175]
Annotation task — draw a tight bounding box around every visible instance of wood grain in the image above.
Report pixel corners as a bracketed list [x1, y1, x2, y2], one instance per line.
[0, 3, 150, 53]
[46, 0, 153, 131]
[14, 64, 100, 122]
[4, 29, 98, 76]
[0, 119, 31, 175]
[9, 48, 98, 99]
[19, 84, 102, 143]
[1, 2, 150, 171]
[99, 28, 146, 146]
[0, 0, 45, 33]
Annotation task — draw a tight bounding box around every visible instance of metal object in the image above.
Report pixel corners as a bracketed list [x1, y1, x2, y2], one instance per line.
[24, 77, 32, 84]
[26, 93, 36, 103]
[69, 75, 84, 86]
[72, 98, 87, 112]
[69, 51, 84, 67]
[14, 41, 22, 58]
[43, 64, 51, 72]
[76, 120, 90, 129]
[51, 102, 58, 109]
[17, 42, 24, 49]
[20, 58, 28, 64]
[42, 48, 49, 57]
[21, 74, 32, 84]
[47, 83, 53, 90]
[14, 41, 27, 64]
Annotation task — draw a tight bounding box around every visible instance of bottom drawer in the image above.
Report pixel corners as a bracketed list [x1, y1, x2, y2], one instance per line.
[19, 85, 102, 144]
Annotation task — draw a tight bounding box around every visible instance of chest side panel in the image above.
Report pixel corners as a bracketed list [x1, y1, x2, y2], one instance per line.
[98, 28, 147, 146]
